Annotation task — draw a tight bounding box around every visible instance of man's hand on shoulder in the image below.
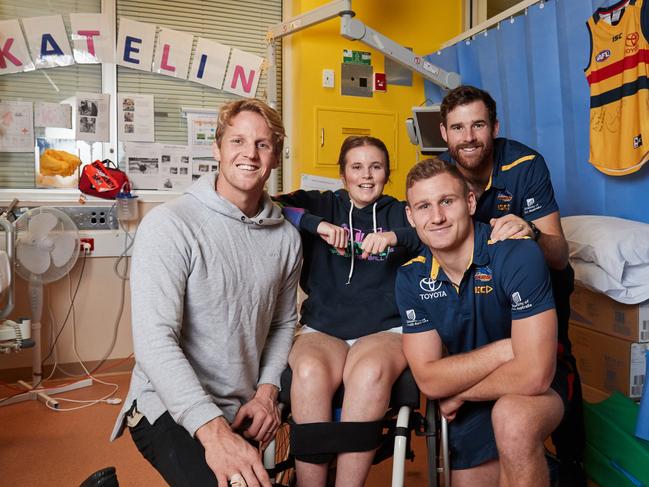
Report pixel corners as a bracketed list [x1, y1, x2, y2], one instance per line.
[489, 215, 534, 242]
[196, 416, 271, 487]
[232, 384, 280, 450]
[491, 212, 569, 269]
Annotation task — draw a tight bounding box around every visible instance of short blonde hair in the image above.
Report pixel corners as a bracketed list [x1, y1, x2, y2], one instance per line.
[216, 99, 285, 158]
[405, 157, 469, 203]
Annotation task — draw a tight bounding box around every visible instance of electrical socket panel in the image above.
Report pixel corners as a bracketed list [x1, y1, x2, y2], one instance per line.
[13, 206, 118, 230]
[322, 69, 335, 88]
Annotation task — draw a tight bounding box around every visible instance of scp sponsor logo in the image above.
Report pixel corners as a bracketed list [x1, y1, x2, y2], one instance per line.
[474, 285, 493, 294]
[595, 49, 611, 62]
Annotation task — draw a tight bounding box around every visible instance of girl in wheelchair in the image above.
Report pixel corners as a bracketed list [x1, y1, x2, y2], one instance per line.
[275, 136, 421, 487]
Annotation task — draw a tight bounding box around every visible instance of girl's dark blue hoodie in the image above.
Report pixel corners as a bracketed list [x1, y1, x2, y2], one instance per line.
[275, 189, 420, 340]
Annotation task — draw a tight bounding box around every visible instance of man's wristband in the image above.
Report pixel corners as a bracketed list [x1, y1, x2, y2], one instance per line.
[528, 221, 541, 241]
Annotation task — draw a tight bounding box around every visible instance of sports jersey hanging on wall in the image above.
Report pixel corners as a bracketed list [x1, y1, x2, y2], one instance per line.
[585, 0, 649, 176]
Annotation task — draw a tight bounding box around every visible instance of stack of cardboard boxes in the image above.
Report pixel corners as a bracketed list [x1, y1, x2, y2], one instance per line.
[569, 282, 649, 402]
[570, 284, 649, 486]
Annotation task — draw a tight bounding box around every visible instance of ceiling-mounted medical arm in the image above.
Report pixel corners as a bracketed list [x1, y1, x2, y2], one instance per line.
[340, 14, 460, 90]
[268, 0, 351, 40]
[266, 0, 352, 109]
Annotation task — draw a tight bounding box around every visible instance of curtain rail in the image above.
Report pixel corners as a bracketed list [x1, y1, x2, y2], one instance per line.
[440, 0, 545, 49]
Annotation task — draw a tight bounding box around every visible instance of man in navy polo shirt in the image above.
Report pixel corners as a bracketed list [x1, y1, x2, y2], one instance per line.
[437, 85, 584, 482]
[396, 158, 569, 487]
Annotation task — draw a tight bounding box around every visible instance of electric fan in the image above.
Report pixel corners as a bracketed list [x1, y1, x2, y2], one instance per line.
[0, 210, 31, 349]
[1, 207, 92, 408]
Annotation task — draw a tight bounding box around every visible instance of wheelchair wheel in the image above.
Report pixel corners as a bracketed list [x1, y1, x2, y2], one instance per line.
[270, 421, 296, 487]
[423, 399, 450, 487]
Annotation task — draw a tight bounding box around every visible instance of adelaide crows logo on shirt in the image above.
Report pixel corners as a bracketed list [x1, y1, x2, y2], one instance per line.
[496, 190, 512, 212]
[474, 266, 493, 282]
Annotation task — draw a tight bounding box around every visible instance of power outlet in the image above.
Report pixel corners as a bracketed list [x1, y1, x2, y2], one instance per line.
[322, 69, 335, 88]
[13, 206, 118, 230]
[80, 237, 95, 252]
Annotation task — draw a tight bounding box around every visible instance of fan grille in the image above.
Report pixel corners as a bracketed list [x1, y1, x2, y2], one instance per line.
[15, 207, 80, 284]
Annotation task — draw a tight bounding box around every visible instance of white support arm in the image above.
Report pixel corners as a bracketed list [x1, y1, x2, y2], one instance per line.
[267, 0, 352, 40]
[340, 14, 460, 90]
[265, 0, 460, 92]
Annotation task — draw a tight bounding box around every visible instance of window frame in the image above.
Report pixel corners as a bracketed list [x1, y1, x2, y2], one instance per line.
[0, 0, 282, 202]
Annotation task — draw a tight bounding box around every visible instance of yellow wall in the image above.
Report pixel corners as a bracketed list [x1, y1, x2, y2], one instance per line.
[287, 0, 463, 199]
[0, 3, 463, 379]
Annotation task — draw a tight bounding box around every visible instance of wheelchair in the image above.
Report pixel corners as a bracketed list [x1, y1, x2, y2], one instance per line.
[264, 367, 450, 487]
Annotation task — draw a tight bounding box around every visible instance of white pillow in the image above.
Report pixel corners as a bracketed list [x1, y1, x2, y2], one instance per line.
[562, 215, 649, 284]
[571, 260, 649, 304]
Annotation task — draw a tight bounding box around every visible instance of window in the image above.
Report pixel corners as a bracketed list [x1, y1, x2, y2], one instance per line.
[0, 0, 282, 192]
[0, 1, 102, 189]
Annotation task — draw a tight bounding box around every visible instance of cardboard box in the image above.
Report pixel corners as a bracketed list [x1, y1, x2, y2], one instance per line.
[569, 323, 647, 399]
[582, 383, 610, 404]
[570, 282, 649, 342]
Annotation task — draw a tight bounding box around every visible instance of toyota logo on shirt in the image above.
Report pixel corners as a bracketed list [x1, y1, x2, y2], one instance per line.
[419, 277, 447, 300]
[419, 278, 442, 292]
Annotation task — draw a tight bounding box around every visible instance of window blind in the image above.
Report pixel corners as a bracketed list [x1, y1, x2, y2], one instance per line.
[0, 0, 102, 189]
[0, 0, 283, 190]
[116, 0, 284, 189]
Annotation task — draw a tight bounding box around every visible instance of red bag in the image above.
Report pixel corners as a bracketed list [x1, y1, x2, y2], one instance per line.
[79, 160, 130, 200]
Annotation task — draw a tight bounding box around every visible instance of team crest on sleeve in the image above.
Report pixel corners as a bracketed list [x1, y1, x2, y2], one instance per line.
[523, 197, 542, 215]
[511, 291, 532, 311]
[404, 308, 428, 327]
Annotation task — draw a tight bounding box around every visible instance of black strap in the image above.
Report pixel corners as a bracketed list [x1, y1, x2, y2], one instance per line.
[290, 419, 383, 458]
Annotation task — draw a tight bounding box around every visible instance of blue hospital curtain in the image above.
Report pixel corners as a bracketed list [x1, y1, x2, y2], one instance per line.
[424, 0, 649, 223]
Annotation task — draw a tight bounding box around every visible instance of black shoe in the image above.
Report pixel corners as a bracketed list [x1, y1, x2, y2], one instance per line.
[557, 460, 587, 487]
[79, 466, 119, 487]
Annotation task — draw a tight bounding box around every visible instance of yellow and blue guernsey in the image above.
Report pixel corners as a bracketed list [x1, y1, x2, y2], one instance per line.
[395, 222, 566, 469]
[439, 138, 559, 224]
[585, 0, 649, 175]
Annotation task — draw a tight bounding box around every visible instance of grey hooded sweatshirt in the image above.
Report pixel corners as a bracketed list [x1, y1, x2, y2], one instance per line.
[111, 173, 301, 440]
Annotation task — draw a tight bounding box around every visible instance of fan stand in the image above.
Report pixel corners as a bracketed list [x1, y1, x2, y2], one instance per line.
[1, 319, 92, 409]
[1, 206, 93, 409]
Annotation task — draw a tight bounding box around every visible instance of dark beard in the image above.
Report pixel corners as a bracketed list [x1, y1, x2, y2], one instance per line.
[449, 140, 494, 171]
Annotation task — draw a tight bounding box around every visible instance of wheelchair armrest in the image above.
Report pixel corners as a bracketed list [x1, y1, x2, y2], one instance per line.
[389, 368, 420, 409]
[279, 367, 293, 406]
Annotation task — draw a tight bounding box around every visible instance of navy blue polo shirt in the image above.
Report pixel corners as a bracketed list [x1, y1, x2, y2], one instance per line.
[439, 138, 559, 224]
[395, 222, 555, 354]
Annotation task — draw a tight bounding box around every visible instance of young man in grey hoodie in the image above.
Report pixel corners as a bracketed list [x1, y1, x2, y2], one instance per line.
[111, 99, 302, 487]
